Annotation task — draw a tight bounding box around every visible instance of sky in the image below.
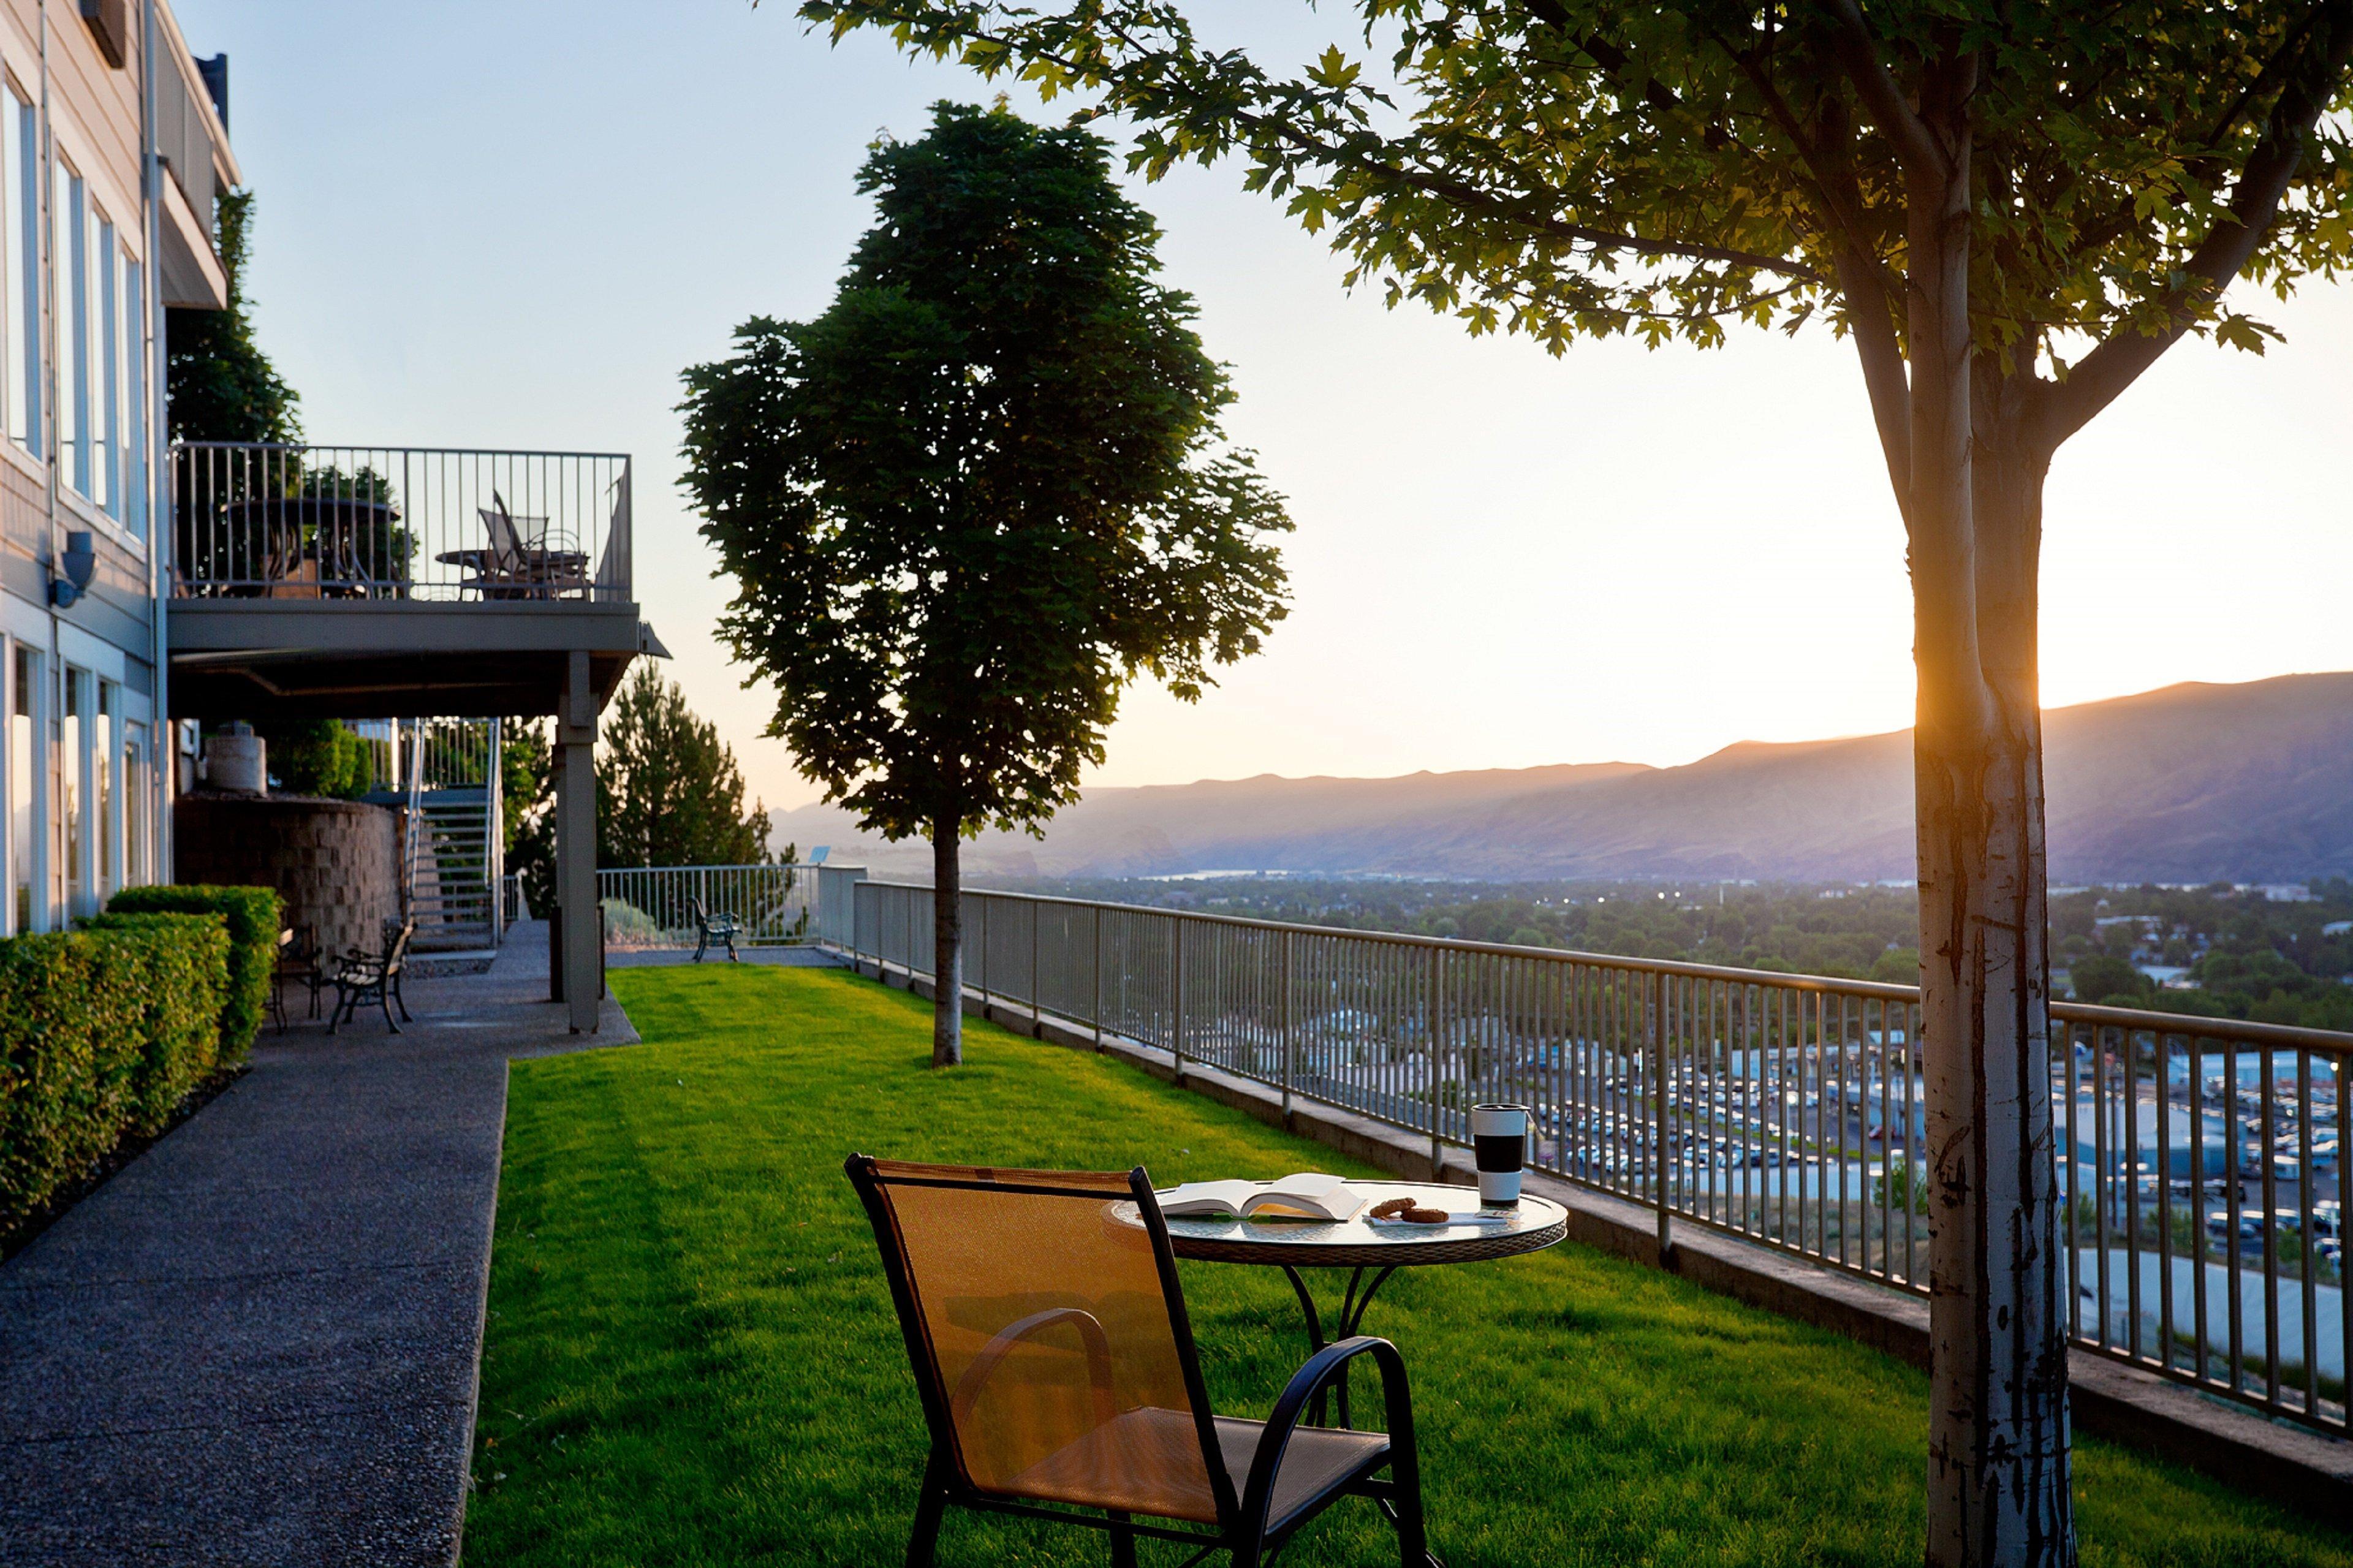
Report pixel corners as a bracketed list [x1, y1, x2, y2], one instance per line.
[176, 1, 2353, 812]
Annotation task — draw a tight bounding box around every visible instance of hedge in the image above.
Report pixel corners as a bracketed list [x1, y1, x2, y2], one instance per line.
[0, 914, 230, 1232]
[106, 884, 281, 1065]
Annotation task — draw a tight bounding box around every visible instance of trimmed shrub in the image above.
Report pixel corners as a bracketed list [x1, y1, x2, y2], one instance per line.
[0, 915, 231, 1231]
[107, 884, 281, 1064]
[82, 913, 233, 1127]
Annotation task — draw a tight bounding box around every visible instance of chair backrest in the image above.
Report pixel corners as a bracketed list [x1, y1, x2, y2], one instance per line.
[480, 497, 523, 566]
[845, 1157, 1232, 1526]
[383, 919, 415, 973]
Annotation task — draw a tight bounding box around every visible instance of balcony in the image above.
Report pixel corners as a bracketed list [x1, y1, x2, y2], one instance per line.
[166, 443, 654, 719]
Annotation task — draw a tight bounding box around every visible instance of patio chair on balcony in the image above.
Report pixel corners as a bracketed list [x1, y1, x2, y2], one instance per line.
[690, 893, 741, 963]
[459, 493, 559, 599]
[844, 1157, 1438, 1568]
[328, 919, 417, 1035]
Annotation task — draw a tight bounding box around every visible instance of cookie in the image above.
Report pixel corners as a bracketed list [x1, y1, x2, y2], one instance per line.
[1369, 1197, 1417, 1219]
[1401, 1206, 1449, 1224]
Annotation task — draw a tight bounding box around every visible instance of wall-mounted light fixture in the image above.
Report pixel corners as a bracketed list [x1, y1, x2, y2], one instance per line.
[49, 531, 95, 608]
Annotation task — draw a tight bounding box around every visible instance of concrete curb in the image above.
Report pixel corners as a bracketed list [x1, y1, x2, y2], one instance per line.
[854, 955, 2353, 1524]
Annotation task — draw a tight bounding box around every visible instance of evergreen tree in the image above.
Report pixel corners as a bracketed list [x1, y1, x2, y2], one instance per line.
[594, 665, 773, 869]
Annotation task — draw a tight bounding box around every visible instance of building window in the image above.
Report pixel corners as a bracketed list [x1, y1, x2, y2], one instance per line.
[98, 216, 118, 516]
[55, 164, 88, 498]
[7, 645, 31, 933]
[1, 88, 32, 453]
[123, 719, 146, 886]
[61, 666, 85, 917]
[123, 257, 145, 536]
[96, 680, 116, 896]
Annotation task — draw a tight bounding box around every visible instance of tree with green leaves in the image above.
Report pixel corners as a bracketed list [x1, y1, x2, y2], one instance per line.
[680, 101, 1292, 1067]
[596, 664, 775, 870]
[799, 6, 2353, 1562]
[167, 188, 299, 444]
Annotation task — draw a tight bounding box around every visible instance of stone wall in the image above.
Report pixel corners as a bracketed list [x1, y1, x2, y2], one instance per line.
[174, 793, 402, 961]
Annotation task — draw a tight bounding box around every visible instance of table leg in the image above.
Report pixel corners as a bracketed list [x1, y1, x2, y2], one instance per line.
[1278, 1264, 1400, 1429]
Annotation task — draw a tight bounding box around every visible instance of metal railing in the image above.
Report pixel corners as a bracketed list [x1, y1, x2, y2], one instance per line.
[835, 879, 2347, 1436]
[599, 864, 816, 950]
[171, 444, 632, 603]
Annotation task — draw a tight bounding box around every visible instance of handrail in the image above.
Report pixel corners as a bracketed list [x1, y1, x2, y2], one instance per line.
[846, 877, 2351, 1050]
[833, 874, 2351, 1438]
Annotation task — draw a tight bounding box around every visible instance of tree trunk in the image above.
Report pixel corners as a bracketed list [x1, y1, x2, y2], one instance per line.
[1900, 60, 2074, 1568]
[1919, 400, 2071, 1568]
[931, 823, 963, 1067]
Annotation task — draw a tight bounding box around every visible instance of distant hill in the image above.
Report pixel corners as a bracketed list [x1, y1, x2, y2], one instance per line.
[772, 673, 2353, 884]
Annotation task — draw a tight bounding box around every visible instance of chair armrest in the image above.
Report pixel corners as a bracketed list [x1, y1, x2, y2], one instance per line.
[1238, 1335, 1416, 1531]
[948, 1307, 1119, 1431]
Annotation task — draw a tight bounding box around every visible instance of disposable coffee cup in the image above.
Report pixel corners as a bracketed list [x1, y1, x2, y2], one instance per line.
[1471, 1103, 1530, 1206]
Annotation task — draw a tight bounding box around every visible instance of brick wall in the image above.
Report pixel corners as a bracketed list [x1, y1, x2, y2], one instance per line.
[173, 794, 401, 962]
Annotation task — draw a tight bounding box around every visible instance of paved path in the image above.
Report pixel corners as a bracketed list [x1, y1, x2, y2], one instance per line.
[0, 922, 633, 1567]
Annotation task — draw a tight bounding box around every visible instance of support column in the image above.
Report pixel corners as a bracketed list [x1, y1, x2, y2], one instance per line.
[557, 650, 599, 1032]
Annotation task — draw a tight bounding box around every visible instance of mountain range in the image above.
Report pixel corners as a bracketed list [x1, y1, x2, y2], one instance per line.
[770, 673, 2353, 884]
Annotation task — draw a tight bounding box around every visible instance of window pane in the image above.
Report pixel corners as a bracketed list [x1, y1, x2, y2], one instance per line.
[9, 646, 31, 933]
[124, 258, 145, 536]
[124, 720, 146, 885]
[62, 668, 83, 914]
[96, 681, 115, 889]
[99, 218, 117, 516]
[12, 98, 36, 451]
[53, 167, 83, 491]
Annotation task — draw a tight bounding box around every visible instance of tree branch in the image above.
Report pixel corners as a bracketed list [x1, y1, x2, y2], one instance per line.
[1819, 0, 1951, 178]
[2062, 3, 2332, 265]
[845, 2, 1833, 287]
[2036, 0, 2353, 450]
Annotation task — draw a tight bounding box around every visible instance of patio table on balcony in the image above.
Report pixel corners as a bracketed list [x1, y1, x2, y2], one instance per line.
[214, 496, 406, 599]
[1115, 1180, 1567, 1426]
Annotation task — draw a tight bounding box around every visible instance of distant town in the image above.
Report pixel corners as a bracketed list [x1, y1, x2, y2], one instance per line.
[1025, 874, 2353, 1033]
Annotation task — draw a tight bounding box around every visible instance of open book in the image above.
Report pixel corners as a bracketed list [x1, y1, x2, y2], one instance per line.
[1157, 1172, 1366, 1222]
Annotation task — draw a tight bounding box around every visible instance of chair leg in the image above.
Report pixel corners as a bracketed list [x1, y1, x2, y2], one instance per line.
[380, 987, 401, 1035]
[1108, 1511, 1137, 1568]
[906, 1452, 949, 1568]
[693, 931, 707, 963]
[327, 990, 347, 1036]
[1387, 1453, 1434, 1567]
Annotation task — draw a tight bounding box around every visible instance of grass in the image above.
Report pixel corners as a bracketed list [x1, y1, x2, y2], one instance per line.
[464, 964, 2351, 1567]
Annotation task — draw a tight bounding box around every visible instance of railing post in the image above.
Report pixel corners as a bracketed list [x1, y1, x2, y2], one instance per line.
[1031, 895, 1042, 1036]
[1654, 969, 1673, 1261]
[1428, 944, 1444, 1179]
[1091, 902, 1104, 1051]
[1281, 927, 1295, 1123]
[1171, 914, 1186, 1086]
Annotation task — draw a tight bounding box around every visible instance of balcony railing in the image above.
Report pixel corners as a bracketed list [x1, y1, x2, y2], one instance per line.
[170, 444, 631, 604]
[599, 864, 817, 950]
[836, 877, 2348, 1437]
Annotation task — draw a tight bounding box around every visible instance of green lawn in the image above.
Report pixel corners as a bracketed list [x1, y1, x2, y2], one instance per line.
[464, 964, 2348, 1567]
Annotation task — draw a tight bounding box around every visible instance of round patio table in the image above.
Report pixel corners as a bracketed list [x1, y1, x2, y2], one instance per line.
[1114, 1181, 1566, 1428]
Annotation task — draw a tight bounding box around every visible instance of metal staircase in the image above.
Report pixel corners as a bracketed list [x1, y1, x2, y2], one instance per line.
[379, 718, 505, 951]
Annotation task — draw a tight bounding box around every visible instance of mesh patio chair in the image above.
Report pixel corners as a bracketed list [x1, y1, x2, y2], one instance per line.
[844, 1156, 1439, 1567]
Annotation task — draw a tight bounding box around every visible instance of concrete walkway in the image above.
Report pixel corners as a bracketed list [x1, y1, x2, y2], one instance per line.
[0, 921, 633, 1567]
